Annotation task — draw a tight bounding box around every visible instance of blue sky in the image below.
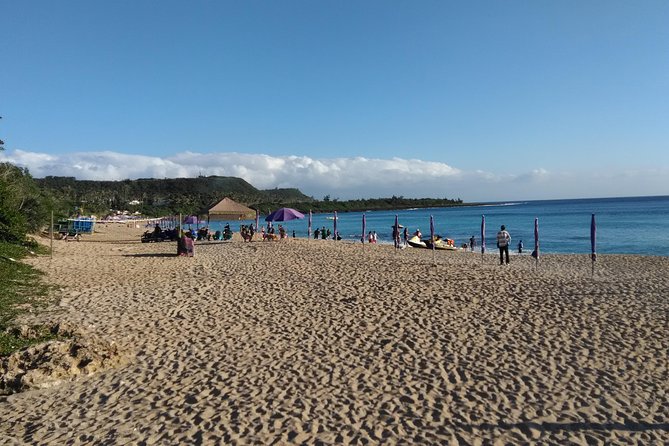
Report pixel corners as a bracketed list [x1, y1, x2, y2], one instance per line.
[1, 1, 668, 201]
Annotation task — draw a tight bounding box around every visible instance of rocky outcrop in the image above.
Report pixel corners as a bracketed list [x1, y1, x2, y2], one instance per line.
[1, 323, 127, 395]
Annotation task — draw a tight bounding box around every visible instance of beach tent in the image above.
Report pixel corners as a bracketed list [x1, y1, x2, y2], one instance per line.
[208, 197, 256, 221]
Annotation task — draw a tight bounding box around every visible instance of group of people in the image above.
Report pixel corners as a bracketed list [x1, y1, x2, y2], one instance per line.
[392, 225, 411, 249]
[314, 226, 336, 240]
[259, 224, 295, 241]
[165, 218, 527, 265]
[240, 224, 255, 242]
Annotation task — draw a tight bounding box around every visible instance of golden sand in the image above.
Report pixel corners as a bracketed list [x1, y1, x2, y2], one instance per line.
[1, 224, 667, 444]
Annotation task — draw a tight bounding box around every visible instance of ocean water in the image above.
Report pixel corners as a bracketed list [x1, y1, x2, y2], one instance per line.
[206, 196, 669, 256]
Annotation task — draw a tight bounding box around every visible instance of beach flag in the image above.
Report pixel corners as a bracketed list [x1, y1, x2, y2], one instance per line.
[430, 214, 436, 264]
[591, 213, 596, 277]
[255, 209, 260, 232]
[534, 217, 540, 269]
[394, 214, 400, 250]
[362, 213, 366, 244]
[481, 215, 486, 257]
[308, 210, 312, 240]
[333, 211, 338, 240]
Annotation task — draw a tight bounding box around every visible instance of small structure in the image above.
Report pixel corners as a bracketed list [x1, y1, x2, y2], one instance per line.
[54, 217, 96, 238]
[208, 198, 256, 221]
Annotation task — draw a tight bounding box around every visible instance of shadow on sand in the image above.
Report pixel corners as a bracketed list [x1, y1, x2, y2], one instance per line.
[467, 420, 668, 434]
[122, 253, 179, 258]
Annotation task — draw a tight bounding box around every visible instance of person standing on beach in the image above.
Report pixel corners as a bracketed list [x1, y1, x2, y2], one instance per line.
[403, 227, 409, 247]
[518, 239, 523, 254]
[469, 235, 475, 252]
[392, 224, 401, 249]
[496, 225, 511, 265]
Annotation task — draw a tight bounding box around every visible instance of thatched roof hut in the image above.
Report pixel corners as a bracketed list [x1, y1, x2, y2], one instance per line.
[208, 197, 256, 220]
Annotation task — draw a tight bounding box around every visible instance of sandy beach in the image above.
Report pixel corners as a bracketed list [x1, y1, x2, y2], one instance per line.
[1, 224, 667, 445]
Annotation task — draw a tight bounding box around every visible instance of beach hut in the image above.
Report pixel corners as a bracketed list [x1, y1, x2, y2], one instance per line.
[208, 197, 256, 221]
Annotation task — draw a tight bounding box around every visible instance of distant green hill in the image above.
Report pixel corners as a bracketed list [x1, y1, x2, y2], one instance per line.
[35, 175, 465, 218]
[35, 176, 312, 217]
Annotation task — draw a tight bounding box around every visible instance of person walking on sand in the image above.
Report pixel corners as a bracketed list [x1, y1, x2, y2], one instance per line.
[518, 239, 523, 254]
[496, 225, 511, 265]
[469, 235, 475, 252]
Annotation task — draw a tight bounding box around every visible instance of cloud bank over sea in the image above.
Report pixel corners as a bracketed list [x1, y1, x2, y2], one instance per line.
[2, 149, 666, 202]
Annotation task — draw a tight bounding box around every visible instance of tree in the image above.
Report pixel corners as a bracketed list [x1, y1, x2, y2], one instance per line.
[0, 163, 50, 244]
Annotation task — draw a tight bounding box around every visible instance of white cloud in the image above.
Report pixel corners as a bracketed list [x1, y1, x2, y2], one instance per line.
[1, 149, 667, 201]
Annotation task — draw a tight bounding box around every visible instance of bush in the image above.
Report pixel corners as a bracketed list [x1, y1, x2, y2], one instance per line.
[0, 163, 50, 244]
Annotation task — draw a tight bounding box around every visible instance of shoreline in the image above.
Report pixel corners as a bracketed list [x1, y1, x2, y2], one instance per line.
[1, 224, 667, 444]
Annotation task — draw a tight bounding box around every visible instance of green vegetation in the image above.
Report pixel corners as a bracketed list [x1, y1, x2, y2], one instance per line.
[35, 176, 313, 217]
[0, 158, 58, 356]
[36, 176, 465, 217]
[0, 163, 53, 244]
[254, 195, 465, 215]
[0, 243, 56, 356]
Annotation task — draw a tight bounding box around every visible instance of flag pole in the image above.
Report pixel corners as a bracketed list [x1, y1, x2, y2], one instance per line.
[362, 213, 366, 250]
[591, 213, 596, 278]
[534, 217, 540, 271]
[308, 210, 312, 243]
[50, 210, 54, 259]
[481, 215, 485, 264]
[430, 215, 436, 266]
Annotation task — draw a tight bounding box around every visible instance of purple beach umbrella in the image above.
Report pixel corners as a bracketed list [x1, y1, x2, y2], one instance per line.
[265, 207, 305, 222]
[183, 215, 199, 225]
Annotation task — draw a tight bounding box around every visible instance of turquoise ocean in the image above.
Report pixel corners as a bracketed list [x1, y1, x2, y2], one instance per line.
[206, 195, 669, 256]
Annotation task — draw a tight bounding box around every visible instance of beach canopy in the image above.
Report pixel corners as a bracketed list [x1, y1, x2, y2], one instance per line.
[208, 197, 256, 220]
[265, 207, 305, 222]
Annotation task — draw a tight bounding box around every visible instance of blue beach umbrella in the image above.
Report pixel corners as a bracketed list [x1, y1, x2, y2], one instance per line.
[333, 211, 338, 240]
